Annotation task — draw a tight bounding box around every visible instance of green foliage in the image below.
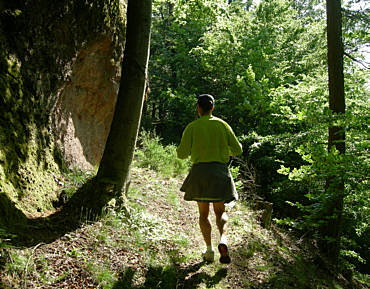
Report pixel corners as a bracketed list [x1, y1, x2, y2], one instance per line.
[342, 0, 370, 68]
[147, 0, 369, 274]
[270, 60, 369, 270]
[5, 251, 29, 276]
[146, 0, 329, 153]
[229, 165, 243, 193]
[134, 131, 191, 177]
[61, 167, 96, 198]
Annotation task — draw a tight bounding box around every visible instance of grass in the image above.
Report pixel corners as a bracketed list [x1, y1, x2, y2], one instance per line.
[86, 262, 117, 289]
[166, 189, 181, 208]
[5, 251, 28, 273]
[59, 167, 95, 199]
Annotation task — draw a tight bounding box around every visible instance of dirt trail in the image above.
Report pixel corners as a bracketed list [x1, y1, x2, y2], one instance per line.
[127, 168, 298, 288]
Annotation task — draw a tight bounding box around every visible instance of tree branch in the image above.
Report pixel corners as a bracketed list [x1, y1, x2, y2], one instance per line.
[344, 52, 369, 69]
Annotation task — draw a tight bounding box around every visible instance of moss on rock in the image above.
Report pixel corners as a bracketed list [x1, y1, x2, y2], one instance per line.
[0, 0, 127, 227]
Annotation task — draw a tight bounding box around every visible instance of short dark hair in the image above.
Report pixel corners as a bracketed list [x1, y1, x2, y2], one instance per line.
[197, 94, 215, 112]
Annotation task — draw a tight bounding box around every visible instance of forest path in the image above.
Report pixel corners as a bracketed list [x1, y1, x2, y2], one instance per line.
[125, 168, 309, 288]
[0, 167, 352, 288]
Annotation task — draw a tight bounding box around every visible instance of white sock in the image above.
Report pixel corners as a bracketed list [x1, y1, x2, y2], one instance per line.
[220, 235, 227, 245]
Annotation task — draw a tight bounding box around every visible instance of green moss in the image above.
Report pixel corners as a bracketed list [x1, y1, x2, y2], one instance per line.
[0, 125, 60, 216]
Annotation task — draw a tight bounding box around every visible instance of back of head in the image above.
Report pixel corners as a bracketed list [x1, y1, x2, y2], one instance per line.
[197, 94, 215, 113]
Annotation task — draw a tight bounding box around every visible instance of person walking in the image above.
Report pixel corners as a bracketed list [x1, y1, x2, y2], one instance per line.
[177, 94, 242, 264]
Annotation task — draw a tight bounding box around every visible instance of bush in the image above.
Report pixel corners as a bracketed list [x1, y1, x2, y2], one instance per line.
[134, 131, 191, 177]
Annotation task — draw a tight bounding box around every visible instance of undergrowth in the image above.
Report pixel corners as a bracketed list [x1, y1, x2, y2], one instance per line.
[134, 130, 191, 177]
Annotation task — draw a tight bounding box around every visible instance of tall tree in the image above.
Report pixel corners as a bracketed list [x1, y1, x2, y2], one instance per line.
[96, 0, 152, 204]
[321, 0, 345, 266]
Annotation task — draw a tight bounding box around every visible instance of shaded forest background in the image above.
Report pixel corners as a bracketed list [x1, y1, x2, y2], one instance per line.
[0, 0, 369, 282]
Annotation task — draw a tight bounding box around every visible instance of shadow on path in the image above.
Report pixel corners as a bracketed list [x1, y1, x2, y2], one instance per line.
[113, 259, 227, 289]
[2, 178, 109, 248]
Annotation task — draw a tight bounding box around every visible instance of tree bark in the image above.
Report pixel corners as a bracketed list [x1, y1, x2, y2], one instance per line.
[96, 0, 152, 198]
[322, 0, 345, 267]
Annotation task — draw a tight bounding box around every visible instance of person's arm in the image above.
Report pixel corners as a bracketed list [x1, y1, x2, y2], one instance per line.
[176, 125, 192, 159]
[226, 124, 242, 156]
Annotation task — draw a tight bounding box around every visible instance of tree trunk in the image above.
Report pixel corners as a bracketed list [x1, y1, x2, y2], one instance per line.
[322, 0, 345, 267]
[96, 0, 152, 200]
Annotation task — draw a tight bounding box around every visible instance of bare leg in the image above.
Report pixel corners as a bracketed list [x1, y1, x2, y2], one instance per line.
[197, 202, 212, 246]
[213, 201, 228, 241]
[213, 201, 231, 263]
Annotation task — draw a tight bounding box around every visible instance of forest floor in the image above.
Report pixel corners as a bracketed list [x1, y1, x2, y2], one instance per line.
[0, 167, 367, 288]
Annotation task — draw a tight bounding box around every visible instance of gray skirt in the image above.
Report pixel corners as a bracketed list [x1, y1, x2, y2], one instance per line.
[180, 162, 238, 203]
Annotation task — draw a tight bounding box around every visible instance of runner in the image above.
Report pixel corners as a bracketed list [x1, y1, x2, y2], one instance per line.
[177, 94, 242, 263]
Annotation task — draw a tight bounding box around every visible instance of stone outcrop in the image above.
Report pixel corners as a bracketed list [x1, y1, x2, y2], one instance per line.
[52, 37, 121, 170]
[0, 0, 127, 221]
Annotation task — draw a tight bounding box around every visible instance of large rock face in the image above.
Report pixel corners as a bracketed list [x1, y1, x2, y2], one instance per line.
[0, 0, 127, 222]
[53, 37, 121, 170]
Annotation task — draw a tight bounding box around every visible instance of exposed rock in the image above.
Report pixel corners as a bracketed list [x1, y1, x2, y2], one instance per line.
[0, 0, 127, 222]
[52, 37, 121, 170]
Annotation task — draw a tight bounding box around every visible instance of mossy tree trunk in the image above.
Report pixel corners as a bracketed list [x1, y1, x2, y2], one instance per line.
[94, 0, 152, 206]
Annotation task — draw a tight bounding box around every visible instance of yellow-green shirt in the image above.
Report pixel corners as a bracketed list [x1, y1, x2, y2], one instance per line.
[177, 115, 242, 164]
